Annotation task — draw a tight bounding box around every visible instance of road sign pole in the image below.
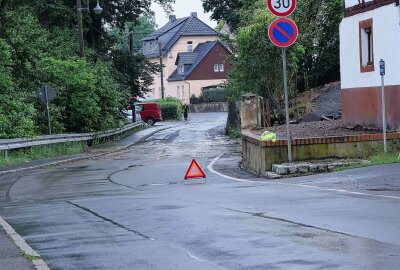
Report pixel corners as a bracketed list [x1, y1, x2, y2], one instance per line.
[380, 66, 387, 153]
[44, 85, 52, 135]
[282, 48, 292, 163]
[267, 0, 297, 163]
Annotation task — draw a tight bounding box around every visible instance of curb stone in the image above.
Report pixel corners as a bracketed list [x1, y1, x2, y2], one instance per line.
[0, 126, 175, 269]
[0, 126, 176, 269]
[265, 172, 282, 179]
[272, 164, 289, 175]
[0, 216, 50, 270]
[270, 160, 369, 178]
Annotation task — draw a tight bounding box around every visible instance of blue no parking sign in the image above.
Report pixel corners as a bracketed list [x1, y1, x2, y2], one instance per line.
[268, 18, 298, 48]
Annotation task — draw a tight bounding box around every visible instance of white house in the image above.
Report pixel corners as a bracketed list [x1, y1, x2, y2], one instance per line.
[340, 0, 400, 130]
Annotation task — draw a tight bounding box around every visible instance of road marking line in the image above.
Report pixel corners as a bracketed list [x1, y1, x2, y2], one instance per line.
[207, 156, 259, 183]
[208, 157, 400, 200]
[289, 184, 400, 200]
[0, 216, 51, 270]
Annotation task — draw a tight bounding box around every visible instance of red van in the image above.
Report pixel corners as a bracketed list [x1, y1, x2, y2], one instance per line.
[135, 102, 163, 125]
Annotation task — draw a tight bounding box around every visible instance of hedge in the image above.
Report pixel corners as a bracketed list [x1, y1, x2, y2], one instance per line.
[156, 97, 183, 120]
[190, 94, 203, 104]
[202, 88, 227, 103]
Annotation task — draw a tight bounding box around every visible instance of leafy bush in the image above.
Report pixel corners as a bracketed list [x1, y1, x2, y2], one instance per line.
[158, 103, 179, 120]
[190, 94, 203, 104]
[0, 39, 36, 139]
[36, 57, 126, 133]
[225, 126, 241, 139]
[202, 88, 227, 103]
[155, 97, 183, 120]
[0, 5, 157, 138]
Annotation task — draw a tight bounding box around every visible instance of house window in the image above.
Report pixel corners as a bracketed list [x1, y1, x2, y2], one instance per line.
[182, 85, 185, 100]
[214, 64, 224, 72]
[178, 65, 184, 74]
[359, 18, 374, 73]
[187, 41, 193, 52]
[177, 86, 180, 99]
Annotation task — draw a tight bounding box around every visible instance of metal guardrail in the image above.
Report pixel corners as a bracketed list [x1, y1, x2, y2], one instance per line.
[0, 122, 144, 154]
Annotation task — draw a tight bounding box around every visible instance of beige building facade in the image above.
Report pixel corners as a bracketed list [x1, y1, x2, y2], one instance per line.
[147, 35, 219, 103]
[142, 13, 227, 104]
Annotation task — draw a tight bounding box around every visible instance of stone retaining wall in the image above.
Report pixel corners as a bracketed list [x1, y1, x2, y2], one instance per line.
[242, 130, 400, 175]
[189, 102, 228, 113]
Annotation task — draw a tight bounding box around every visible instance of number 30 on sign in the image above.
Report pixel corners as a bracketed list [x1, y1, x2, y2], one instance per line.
[267, 0, 296, 17]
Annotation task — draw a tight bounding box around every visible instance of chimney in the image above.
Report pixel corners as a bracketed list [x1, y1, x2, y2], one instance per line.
[169, 15, 176, 22]
[190, 12, 198, 18]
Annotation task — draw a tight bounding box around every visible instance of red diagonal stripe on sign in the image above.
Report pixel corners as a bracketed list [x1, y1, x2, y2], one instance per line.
[275, 24, 292, 40]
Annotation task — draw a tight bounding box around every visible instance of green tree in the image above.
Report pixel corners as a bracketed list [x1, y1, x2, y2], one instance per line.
[110, 15, 157, 52]
[226, 0, 304, 104]
[215, 0, 343, 105]
[202, 0, 243, 32]
[112, 51, 159, 98]
[109, 15, 159, 99]
[0, 0, 175, 138]
[0, 39, 36, 138]
[36, 57, 126, 133]
[294, 0, 343, 89]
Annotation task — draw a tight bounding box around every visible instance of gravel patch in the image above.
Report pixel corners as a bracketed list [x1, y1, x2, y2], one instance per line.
[253, 119, 379, 139]
[312, 82, 341, 117]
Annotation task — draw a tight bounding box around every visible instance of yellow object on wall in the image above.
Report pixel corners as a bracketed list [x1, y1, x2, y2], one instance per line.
[260, 131, 277, 143]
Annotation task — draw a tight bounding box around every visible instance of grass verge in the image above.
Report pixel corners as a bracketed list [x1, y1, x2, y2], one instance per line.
[18, 248, 41, 261]
[226, 127, 241, 139]
[0, 124, 147, 168]
[335, 152, 400, 171]
[0, 142, 84, 167]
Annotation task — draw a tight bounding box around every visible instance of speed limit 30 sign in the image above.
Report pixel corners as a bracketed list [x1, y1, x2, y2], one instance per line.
[267, 0, 296, 17]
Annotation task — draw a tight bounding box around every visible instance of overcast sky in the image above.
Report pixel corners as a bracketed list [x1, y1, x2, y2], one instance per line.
[151, 0, 217, 29]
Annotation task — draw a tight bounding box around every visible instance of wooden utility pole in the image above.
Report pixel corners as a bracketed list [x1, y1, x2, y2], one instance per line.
[157, 40, 165, 99]
[76, 0, 85, 57]
[128, 28, 136, 123]
[129, 29, 133, 53]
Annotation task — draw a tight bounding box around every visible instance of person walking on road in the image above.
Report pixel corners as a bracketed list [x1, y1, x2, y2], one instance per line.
[183, 104, 189, 122]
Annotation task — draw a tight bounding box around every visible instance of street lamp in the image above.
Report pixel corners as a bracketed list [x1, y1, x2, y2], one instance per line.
[93, 0, 103, 15]
[76, 0, 103, 57]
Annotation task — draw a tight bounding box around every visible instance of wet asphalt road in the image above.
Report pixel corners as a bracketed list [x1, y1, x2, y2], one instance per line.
[1, 112, 400, 269]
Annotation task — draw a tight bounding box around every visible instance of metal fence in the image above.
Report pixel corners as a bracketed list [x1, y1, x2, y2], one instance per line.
[0, 122, 144, 157]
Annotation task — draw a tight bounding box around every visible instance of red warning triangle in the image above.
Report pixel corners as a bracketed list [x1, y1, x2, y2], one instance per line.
[184, 159, 206, 179]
